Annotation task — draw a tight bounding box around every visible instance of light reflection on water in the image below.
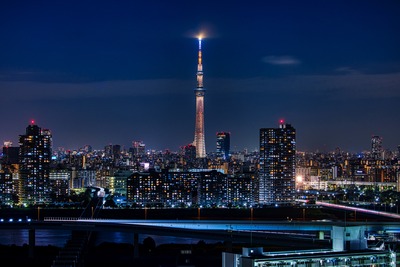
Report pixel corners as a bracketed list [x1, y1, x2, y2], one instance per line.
[0, 229, 71, 247]
[0, 229, 217, 247]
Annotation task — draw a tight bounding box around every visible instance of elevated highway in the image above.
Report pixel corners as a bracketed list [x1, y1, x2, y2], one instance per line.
[1, 218, 399, 244]
[1, 201, 399, 250]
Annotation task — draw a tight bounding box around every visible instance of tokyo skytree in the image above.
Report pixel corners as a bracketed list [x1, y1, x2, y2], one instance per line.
[193, 36, 206, 158]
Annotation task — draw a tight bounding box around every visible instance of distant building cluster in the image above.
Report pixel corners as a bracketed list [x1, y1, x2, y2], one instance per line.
[1, 120, 399, 209]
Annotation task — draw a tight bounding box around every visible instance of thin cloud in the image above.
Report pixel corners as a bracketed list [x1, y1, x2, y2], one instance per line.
[262, 55, 301, 66]
[0, 79, 193, 101]
[335, 66, 362, 75]
[208, 71, 400, 99]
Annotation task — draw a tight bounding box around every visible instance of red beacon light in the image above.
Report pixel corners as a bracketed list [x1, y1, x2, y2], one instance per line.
[30, 120, 35, 125]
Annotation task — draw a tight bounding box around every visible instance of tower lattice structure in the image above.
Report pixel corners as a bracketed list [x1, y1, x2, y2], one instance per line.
[193, 37, 206, 158]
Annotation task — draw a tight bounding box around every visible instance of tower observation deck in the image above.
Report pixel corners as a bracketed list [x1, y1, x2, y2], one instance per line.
[193, 37, 206, 158]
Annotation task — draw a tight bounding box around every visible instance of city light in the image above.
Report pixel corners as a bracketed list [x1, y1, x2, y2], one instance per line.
[197, 32, 205, 40]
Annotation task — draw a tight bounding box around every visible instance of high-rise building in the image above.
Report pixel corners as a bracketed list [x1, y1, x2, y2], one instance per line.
[49, 169, 70, 202]
[131, 141, 146, 156]
[193, 36, 206, 158]
[371, 135, 382, 160]
[216, 132, 231, 161]
[18, 120, 52, 205]
[112, 144, 121, 159]
[182, 143, 196, 163]
[259, 120, 296, 205]
[2, 141, 19, 164]
[0, 169, 14, 205]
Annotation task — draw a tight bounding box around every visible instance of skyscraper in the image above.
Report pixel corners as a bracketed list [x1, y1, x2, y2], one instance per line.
[216, 132, 230, 161]
[2, 141, 19, 164]
[259, 120, 296, 205]
[371, 135, 382, 160]
[193, 36, 206, 158]
[131, 141, 146, 156]
[19, 120, 52, 205]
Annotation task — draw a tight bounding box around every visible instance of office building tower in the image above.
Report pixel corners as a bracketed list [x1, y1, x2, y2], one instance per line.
[216, 132, 231, 161]
[104, 144, 113, 157]
[0, 170, 14, 205]
[19, 121, 52, 205]
[109, 170, 133, 199]
[2, 141, 19, 164]
[127, 171, 164, 206]
[193, 36, 206, 158]
[371, 135, 382, 160]
[197, 170, 227, 207]
[49, 169, 70, 202]
[131, 141, 146, 156]
[227, 173, 257, 207]
[183, 143, 196, 162]
[112, 144, 121, 159]
[259, 121, 296, 205]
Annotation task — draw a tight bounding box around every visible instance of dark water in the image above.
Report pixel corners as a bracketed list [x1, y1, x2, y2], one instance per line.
[0, 229, 216, 247]
[0, 229, 71, 247]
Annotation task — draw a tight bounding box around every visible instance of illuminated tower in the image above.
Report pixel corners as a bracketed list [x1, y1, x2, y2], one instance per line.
[216, 132, 230, 161]
[259, 120, 296, 205]
[19, 120, 52, 205]
[131, 141, 146, 156]
[193, 36, 206, 158]
[371, 135, 382, 160]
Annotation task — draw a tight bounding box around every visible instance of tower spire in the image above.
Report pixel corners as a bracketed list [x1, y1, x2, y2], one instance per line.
[197, 37, 203, 88]
[193, 36, 206, 158]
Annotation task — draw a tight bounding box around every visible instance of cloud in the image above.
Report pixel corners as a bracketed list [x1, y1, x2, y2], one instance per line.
[334, 66, 362, 75]
[262, 55, 301, 65]
[0, 79, 193, 101]
[2, 70, 400, 106]
[208, 71, 400, 99]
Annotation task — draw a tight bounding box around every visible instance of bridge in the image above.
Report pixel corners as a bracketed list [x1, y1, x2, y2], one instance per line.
[2, 201, 400, 246]
[2, 217, 399, 247]
[1, 201, 399, 266]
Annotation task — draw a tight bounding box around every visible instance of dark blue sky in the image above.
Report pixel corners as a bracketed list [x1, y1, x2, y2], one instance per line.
[1, 0, 399, 153]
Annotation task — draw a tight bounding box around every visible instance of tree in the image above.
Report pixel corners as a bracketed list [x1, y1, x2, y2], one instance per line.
[103, 194, 117, 208]
[143, 236, 156, 253]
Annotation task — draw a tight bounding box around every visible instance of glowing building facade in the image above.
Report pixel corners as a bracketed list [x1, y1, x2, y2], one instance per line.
[259, 121, 296, 205]
[18, 121, 52, 205]
[193, 37, 206, 158]
[216, 132, 231, 161]
[371, 135, 383, 160]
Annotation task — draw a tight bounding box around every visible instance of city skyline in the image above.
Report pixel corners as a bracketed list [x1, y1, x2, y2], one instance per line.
[1, 1, 400, 153]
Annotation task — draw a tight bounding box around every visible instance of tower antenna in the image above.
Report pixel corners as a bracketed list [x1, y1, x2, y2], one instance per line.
[193, 35, 206, 158]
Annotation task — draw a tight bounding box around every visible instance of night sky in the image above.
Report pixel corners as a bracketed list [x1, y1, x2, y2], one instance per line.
[1, 0, 399, 153]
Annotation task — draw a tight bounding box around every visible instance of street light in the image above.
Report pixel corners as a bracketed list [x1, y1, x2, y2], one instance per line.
[296, 175, 303, 191]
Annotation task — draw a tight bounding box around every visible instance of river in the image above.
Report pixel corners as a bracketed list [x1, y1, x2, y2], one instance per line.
[0, 229, 217, 247]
